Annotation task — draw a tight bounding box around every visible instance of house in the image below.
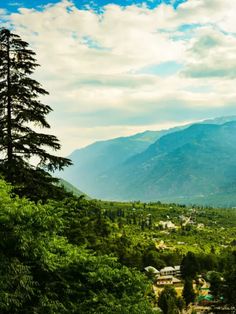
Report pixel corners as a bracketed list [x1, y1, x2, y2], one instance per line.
[159, 265, 181, 277]
[156, 275, 181, 286]
[174, 265, 181, 277]
[160, 266, 176, 276]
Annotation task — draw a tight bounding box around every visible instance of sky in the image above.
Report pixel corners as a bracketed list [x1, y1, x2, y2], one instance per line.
[1, 0, 236, 155]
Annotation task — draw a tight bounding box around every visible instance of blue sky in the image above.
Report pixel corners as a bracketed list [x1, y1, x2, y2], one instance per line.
[1, 0, 236, 154]
[4, 0, 186, 12]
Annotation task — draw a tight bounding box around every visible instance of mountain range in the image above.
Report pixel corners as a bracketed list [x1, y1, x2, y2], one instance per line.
[59, 116, 236, 207]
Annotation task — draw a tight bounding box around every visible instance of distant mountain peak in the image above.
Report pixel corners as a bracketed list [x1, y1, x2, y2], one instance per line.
[61, 115, 236, 207]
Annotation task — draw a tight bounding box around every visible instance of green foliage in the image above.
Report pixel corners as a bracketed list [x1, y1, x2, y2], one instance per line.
[181, 252, 199, 280]
[0, 178, 236, 311]
[222, 251, 236, 307]
[143, 247, 166, 270]
[158, 286, 184, 314]
[58, 178, 89, 198]
[0, 180, 153, 313]
[182, 278, 195, 306]
[207, 271, 223, 300]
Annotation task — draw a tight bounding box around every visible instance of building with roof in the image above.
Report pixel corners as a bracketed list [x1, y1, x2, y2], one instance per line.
[174, 265, 181, 277]
[156, 275, 181, 287]
[160, 266, 175, 276]
[159, 265, 181, 277]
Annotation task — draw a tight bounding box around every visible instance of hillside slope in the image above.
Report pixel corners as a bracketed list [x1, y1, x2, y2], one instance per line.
[60, 116, 236, 207]
[60, 126, 189, 193]
[95, 121, 236, 205]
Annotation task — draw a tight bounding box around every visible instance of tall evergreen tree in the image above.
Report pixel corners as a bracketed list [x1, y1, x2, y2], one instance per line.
[0, 28, 72, 200]
[181, 252, 199, 280]
[182, 278, 195, 306]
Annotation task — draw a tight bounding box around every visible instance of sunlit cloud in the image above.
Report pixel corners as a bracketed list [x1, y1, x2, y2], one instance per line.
[1, 0, 236, 154]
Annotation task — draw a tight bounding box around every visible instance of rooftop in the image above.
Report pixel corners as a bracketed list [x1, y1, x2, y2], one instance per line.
[160, 266, 175, 272]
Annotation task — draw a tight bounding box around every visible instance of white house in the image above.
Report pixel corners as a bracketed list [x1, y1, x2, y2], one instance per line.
[159, 265, 181, 277]
[160, 266, 176, 276]
[156, 275, 181, 286]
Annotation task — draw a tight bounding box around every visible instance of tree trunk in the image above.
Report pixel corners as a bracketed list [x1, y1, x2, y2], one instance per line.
[6, 31, 13, 180]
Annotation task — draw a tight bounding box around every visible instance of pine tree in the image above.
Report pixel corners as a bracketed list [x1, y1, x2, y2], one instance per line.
[182, 278, 195, 306]
[0, 28, 72, 200]
[181, 252, 199, 280]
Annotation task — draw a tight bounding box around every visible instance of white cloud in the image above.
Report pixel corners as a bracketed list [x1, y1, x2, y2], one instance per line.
[0, 8, 9, 24]
[2, 0, 236, 154]
[183, 26, 236, 78]
[50, 120, 198, 153]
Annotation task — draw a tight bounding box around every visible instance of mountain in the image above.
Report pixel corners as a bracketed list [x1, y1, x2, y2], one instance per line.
[60, 124, 189, 193]
[202, 115, 236, 125]
[60, 116, 236, 207]
[58, 178, 89, 199]
[96, 121, 236, 202]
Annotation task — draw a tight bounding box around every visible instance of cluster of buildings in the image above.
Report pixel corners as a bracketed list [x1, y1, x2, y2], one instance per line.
[145, 265, 182, 287]
[156, 216, 205, 232]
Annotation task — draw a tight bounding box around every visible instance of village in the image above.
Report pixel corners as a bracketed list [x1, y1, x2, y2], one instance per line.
[144, 263, 229, 313]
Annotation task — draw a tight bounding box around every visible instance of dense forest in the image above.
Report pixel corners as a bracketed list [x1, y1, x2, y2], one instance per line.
[0, 28, 236, 313]
[1, 179, 236, 313]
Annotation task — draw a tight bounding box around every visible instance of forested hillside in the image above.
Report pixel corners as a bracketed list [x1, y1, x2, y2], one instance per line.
[0, 180, 155, 313]
[61, 118, 236, 207]
[1, 178, 236, 313]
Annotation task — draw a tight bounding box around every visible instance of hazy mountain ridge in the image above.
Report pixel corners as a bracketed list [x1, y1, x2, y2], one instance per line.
[60, 116, 236, 207]
[61, 125, 190, 190]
